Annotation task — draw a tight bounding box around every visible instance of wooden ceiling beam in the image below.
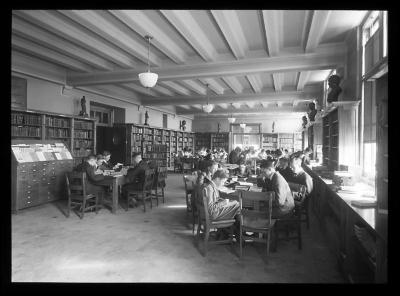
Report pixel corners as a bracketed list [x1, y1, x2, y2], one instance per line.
[12, 35, 93, 72]
[179, 80, 207, 95]
[67, 48, 344, 86]
[247, 74, 263, 93]
[58, 10, 162, 66]
[160, 10, 216, 62]
[12, 16, 116, 71]
[160, 81, 192, 96]
[177, 105, 307, 115]
[298, 10, 332, 90]
[109, 10, 187, 64]
[13, 10, 136, 68]
[221, 76, 243, 94]
[121, 83, 158, 97]
[144, 86, 319, 105]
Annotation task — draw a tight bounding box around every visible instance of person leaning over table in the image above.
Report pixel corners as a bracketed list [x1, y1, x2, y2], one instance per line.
[201, 169, 240, 221]
[96, 154, 107, 172]
[123, 152, 150, 192]
[289, 154, 313, 195]
[257, 159, 294, 218]
[75, 154, 107, 199]
[276, 157, 294, 182]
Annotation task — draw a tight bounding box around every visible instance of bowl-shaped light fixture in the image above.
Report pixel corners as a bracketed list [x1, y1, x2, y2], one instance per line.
[203, 104, 214, 113]
[139, 71, 158, 88]
[228, 117, 236, 123]
[138, 35, 158, 88]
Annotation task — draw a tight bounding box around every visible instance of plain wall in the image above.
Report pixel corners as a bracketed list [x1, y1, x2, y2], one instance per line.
[11, 72, 192, 131]
[192, 117, 302, 133]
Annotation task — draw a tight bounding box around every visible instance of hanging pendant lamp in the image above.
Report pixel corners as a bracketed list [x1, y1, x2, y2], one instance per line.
[202, 84, 214, 113]
[138, 35, 158, 88]
[227, 103, 236, 123]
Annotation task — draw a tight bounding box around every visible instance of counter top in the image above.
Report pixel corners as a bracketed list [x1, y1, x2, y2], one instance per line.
[304, 165, 387, 241]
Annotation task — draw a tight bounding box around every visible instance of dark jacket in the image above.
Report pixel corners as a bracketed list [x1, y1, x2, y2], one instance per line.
[228, 150, 240, 164]
[125, 160, 149, 187]
[277, 166, 294, 182]
[257, 171, 294, 215]
[291, 170, 313, 195]
[75, 161, 104, 184]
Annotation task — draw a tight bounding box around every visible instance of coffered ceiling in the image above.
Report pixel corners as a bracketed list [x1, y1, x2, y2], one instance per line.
[11, 10, 368, 119]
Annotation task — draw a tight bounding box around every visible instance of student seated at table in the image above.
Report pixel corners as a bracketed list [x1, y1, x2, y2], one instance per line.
[276, 157, 294, 182]
[123, 152, 149, 191]
[289, 154, 313, 195]
[75, 154, 107, 197]
[200, 160, 219, 184]
[103, 150, 122, 170]
[257, 159, 294, 218]
[201, 169, 240, 221]
[96, 154, 107, 172]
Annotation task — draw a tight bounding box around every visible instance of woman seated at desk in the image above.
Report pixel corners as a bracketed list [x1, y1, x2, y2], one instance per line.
[75, 154, 107, 197]
[201, 169, 240, 221]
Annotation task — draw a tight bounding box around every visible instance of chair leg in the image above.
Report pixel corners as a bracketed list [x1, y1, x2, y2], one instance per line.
[266, 229, 271, 257]
[298, 219, 302, 250]
[81, 199, 86, 219]
[196, 218, 201, 245]
[162, 187, 165, 203]
[203, 226, 209, 257]
[126, 192, 129, 211]
[95, 194, 99, 214]
[155, 188, 159, 206]
[192, 211, 195, 235]
[306, 207, 310, 229]
[67, 197, 71, 218]
[149, 192, 153, 209]
[239, 226, 243, 258]
[142, 193, 146, 212]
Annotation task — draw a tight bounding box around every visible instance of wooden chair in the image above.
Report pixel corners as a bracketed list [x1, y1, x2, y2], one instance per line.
[239, 191, 276, 258]
[191, 180, 201, 235]
[151, 166, 168, 204]
[65, 172, 99, 219]
[288, 182, 309, 229]
[195, 192, 235, 256]
[174, 158, 183, 173]
[272, 186, 305, 251]
[183, 175, 194, 213]
[124, 169, 155, 212]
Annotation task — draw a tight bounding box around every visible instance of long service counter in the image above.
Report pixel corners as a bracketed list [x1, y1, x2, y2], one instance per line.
[303, 165, 387, 283]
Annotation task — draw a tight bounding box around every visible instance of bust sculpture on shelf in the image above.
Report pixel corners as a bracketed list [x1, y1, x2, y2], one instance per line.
[327, 74, 342, 103]
[302, 115, 308, 129]
[180, 120, 186, 131]
[144, 111, 149, 126]
[308, 102, 318, 122]
[79, 96, 88, 117]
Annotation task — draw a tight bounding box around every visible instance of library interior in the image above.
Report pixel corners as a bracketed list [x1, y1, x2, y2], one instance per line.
[10, 10, 388, 283]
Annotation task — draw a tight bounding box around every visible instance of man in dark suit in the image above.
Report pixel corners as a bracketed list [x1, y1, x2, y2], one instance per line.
[290, 154, 313, 195]
[124, 152, 149, 191]
[75, 155, 106, 197]
[257, 159, 294, 218]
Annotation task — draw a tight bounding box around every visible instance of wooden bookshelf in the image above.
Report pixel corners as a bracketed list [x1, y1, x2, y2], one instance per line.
[210, 132, 229, 152]
[194, 132, 211, 151]
[261, 133, 278, 150]
[143, 143, 168, 167]
[11, 109, 96, 167]
[278, 133, 294, 152]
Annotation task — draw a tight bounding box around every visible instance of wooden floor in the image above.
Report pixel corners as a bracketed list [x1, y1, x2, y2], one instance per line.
[11, 173, 345, 282]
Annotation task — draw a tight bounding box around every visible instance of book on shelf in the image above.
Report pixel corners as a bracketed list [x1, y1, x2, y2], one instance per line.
[11, 112, 42, 125]
[74, 120, 93, 130]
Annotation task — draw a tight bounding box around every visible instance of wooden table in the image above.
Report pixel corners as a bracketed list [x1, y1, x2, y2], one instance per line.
[97, 174, 127, 214]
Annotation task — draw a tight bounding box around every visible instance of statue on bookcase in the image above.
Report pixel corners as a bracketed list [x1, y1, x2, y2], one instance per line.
[180, 120, 186, 131]
[327, 75, 342, 103]
[144, 111, 149, 126]
[79, 96, 88, 117]
[308, 102, 317, 122]
[302, 115, 308, 129]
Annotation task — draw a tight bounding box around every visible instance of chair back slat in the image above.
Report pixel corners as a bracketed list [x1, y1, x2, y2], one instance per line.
[66, 171, 87, 197]
[144, 169, 155, 191]
[157, 167, 168, 184]
[239, 191, 274, 227]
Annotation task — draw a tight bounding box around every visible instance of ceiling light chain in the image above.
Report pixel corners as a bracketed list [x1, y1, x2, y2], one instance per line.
[138, 35, 158, 88]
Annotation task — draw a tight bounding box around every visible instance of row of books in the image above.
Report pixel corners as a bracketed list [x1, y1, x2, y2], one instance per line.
[263, 136, 278, 142]
[74, 140, 93, 149]
[45, 117, 70, 128]
[132, 127, 143, 133]
[47, 128, 70, 138]
[73, 148, 93, 157]
[12, 126, 41, 137]
[74, 121, 93, 130]
[280, 139, 294, 144]
[143, 128, 153, 135]
[145, 144, 167, 152]
[11, 113, 42, 126]
[143, 153, 168, 159]
[74, 130, 93, 139]
[145, 159, 167, 167]
[143, 135, 153, 141]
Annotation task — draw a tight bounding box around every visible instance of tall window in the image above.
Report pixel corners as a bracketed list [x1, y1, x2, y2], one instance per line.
[362, 81, 377, 181]
[362, 11, 380, 75]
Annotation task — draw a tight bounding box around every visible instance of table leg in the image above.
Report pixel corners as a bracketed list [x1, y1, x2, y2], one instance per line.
[112, 178, 118, 214]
